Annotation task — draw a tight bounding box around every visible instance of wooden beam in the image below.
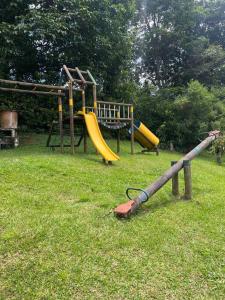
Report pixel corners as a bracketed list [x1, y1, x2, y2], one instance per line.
[63, 65, 74, 82]
[87, 70, 97, 85]
[97, 100, 132, 107]
[67, 68, 88, 75]
[0, 79, 66, 91]
[75, 67, 86, 84]
[0, 87, 65, 96]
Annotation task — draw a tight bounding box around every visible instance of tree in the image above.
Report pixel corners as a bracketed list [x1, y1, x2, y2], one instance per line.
[136, 0, 200, 87]
[1, 0, 136, 90]
[0, 0, 37, 79]
[0, 0, 136, 129]
[136, 0, 225, 87]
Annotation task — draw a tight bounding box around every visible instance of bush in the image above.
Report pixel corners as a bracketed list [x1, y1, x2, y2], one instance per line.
[136, 81, 225, 151]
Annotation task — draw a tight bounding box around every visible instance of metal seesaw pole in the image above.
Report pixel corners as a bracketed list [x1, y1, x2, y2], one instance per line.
[114, 131, 220, 218]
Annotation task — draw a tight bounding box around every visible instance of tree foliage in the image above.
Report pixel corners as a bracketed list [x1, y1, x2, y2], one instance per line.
[136, 80, 225, 150]
[1, 0, 225, 149]
[0, 0, 136, 129]
[0, 0, 135, 89]
[136, 0, 225, 87]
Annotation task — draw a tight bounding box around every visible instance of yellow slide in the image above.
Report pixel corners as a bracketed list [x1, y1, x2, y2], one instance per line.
[83, 112, 119, 162]
[133, 120, 159, 150]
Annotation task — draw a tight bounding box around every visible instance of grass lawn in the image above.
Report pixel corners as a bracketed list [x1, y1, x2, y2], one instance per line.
[0, 137, 225, 299]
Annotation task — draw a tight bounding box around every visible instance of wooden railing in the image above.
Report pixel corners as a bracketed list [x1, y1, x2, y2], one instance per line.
[86, 101, 132, 122]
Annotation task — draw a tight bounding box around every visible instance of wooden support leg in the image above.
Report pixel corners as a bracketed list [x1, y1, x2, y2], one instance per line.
[68, 81, 75, 155]
[216, 151, 222, 165]
[130, 106, 134, 155]
[117, 129, 120, 154]
[183, 160, 192, 200]
[58, 93, 64, 153]
[84, 124, 87, 153]
[93, 85, 97, 115]
[171, 161, 179, 197]
[82, 90, 86, 114]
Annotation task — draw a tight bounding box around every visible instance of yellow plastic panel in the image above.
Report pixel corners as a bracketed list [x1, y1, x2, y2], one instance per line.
[84, 112, 119, 161]
[134, 121, 159, 149]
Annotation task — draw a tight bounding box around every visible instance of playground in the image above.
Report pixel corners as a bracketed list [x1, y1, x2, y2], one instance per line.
[0, 65, 224, 299]
[0, 140, 225, 299]
[1, 0, 225, 298]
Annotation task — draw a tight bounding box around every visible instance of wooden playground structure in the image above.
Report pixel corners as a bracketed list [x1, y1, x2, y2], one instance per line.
[47, 65, 135, 157]
[0, 65, 159, 162]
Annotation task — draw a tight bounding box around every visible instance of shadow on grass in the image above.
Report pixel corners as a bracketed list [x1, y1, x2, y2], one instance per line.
[84, 156, 120, 167]
[115, 196, 189, 221]
[144, 197, 182, 213]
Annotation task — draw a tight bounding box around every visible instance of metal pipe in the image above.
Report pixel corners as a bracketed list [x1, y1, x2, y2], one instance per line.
[114, 131, 220, 218]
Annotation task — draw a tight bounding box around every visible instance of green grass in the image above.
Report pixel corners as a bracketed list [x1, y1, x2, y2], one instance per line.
[0, 137, 225, 299]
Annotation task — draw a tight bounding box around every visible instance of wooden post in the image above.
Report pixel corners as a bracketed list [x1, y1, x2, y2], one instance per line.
[117, 129, 120, 154]
[216, 150, 222, 165]
[68, 81, 75, 155]
[183, 160, 192, 200]
[83, 124, 87, 153]
[117, 111, 120, 153]
[130, 105, 134, 155]
[58, 91, 64, 153]
[82, 89, 87, 153]
[93, 84, 97, 115]
[171, 161, 179, 197]
[82, 90, 86, 114]
[93, 84, 99, 155]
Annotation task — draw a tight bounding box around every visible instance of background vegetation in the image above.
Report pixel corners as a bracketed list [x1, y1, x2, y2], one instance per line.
[1, 0, 225, 149]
